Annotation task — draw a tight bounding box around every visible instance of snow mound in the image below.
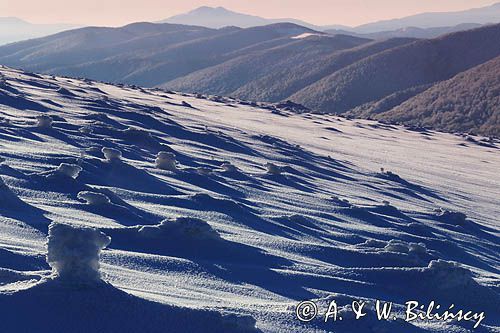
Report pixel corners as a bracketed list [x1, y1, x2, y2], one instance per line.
[221, 313, 258, 332]
[196, 167, 212, 176]
[221, 161, 238, 172]
[36, 115, 53, 128]
[382, 239, 428, 255]
[57, 87, 76, 97]
[0, 278, 261, 333]
[120, 127, 159, 146]
[155, 151, 177, 171]
[331, 195, 352, 207]
[77, 191, 111, 206]
[138, 217, 220, 241]
[101, 147, 122, 162]
[46, 223, 111, 283]
[435, 209, 467, 225]
[379, 168, 402, 181]
[423, 259, 473, 290]
[265, 162, 282, 175]
[0, 176, 42, 212]
[0, 268, 41, 286]
[359, 239, 432, 266]
[122, 127, 152, 139]
[55, 163, 82, 179]
[79, 126, 92, 134]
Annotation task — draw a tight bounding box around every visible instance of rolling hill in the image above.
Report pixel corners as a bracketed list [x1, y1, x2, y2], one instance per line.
[290, 24, 500, 115]
[164, 36, 416, 101]
[0, 21, 498, 136]
[164, 33, 374, 98]
[0, 22, 316, 87]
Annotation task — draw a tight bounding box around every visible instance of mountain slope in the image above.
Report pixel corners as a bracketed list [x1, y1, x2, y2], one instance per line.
[0, 66, 499, 333]
[0, 23, 219, 75]
[290, 24, 500, 114]
[165, 37, 416, 102]
[164, 34, 373, 98]
[0, 23, 314, 87]
[375, 56, 500, 136]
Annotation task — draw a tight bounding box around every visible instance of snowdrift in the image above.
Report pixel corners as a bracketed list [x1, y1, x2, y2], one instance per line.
[0, 66, 498, 333]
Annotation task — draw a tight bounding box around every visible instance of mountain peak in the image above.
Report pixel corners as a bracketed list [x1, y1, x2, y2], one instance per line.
[190, 6, 231, 13]
[160, 6, 319, 29]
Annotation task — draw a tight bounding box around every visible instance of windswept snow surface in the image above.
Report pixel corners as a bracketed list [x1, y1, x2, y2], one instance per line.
[0, 66, 499, 332]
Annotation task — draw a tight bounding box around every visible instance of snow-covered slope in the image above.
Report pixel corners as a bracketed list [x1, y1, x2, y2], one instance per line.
[0, 66, 499, 332]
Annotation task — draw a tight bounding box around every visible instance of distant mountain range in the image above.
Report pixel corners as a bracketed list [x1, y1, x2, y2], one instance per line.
[161, 3, 500, 33]
[325, 23, 483, 40]
[3, 2, 499, 46]
[353, 2, 500, 32]
[0, 16, 499, 136]
[0, 17, 78, 45]
[159, 6, 344, 31]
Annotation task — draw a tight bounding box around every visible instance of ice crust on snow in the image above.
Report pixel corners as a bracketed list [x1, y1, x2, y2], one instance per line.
[46, 223, 111, 283]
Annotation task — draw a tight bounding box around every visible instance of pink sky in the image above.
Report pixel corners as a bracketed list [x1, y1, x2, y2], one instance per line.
[1, 0, 498, 27]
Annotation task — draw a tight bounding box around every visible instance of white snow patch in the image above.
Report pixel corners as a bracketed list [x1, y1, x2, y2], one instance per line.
[291, 32, 324, 39]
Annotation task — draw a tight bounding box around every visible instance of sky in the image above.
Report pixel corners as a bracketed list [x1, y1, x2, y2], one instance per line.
[1, 0, 498, 27]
